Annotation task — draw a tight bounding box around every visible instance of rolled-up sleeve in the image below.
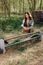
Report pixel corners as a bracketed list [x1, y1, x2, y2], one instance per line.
[29, 20, 34, 28]
[21, 20, 25, 28]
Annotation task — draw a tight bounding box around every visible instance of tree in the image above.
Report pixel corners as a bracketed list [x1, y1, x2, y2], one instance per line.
[40, 0, 42, 10]
[0, 0, 10, 19]
[19, 0, 22, 13]
[27, 0, 36, 18]
[23, 0, 24, 13]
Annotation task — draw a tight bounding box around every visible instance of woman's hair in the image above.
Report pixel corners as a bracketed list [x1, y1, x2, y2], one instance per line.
[24, 12, 32, 27]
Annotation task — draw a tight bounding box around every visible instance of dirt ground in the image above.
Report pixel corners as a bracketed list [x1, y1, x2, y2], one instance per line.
[0, 32, 43, 65]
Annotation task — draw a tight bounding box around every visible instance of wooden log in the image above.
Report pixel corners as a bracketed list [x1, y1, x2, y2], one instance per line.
[6, 31, 42, 48]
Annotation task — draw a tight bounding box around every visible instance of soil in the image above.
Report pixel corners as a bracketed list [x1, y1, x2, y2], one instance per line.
[0, 32, 43, 65]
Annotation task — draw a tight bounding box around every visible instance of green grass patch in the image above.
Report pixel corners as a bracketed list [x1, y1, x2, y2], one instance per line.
[18, 47, 26, 52]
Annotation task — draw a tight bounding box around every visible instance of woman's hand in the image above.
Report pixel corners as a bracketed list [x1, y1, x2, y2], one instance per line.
[23, 27, 30, 32]
[24, 27, 30, 30]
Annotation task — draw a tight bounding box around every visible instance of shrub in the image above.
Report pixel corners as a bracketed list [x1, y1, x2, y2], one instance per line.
[0, 16, 23, 32]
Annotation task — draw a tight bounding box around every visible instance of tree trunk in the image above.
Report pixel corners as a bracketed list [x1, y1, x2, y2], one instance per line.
[1, 0, 10, 19]
[40, 0, 42, 10]
[23, 0, 24, 13]
[19, 0, 21, 13]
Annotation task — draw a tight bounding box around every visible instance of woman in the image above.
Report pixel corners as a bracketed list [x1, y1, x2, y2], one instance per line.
[21, 12, 34, 33]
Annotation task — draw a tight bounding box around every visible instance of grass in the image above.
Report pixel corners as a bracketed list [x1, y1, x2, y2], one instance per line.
[34, 23, 43, 30]
[8, 58, 28, 65]
[0, 33, 4, 39]
[17, 58, 28, 65]
[18, 47, 27, 52]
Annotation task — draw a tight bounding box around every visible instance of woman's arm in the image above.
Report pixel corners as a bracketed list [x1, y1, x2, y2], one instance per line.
[21, 19, 25, 28]
[29, 20, 34, 28]
[26, 20, 34, 29]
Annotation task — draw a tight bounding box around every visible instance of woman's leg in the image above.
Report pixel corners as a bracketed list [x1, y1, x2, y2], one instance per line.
[23, 27, 34, 33]
[23, 27, 30, 32]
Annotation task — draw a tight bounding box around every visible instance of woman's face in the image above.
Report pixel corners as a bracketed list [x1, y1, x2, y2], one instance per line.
[25, 13, 29, 19]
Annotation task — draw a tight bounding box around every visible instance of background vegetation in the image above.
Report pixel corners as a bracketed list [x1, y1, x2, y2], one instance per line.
[0, 0, 43, 32]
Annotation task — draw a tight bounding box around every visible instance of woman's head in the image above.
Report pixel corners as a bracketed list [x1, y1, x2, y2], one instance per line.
[24, 12, 32, 20]
[24, 12, 32, 27]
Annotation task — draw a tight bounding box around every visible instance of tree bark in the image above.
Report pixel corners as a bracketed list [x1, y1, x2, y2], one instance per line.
[23, 0, 24, 13]
[40, 0, 42, 10]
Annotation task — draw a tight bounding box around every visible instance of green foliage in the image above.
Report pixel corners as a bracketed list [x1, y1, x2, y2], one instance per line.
[0, 0, 43, 18]
[18, 47, 26, 52]
[0, 16, 23, 32]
